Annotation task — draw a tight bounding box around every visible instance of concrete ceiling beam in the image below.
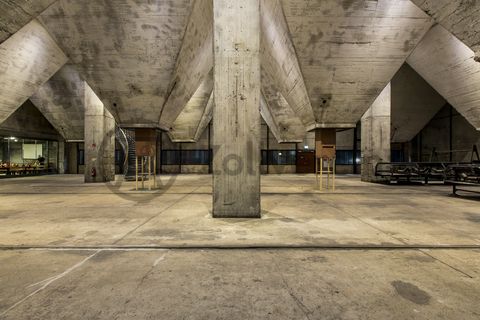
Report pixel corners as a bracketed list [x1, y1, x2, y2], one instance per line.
[260, 0, 315, 129]
[407, 25, 480, 130]
[194, 92, 214, 142]
[169, 70, 214, 142]
[0, 19, 68, 124]
[30, 65, 85, 141]
[260, 94, 283, 143]
[410, 0, 480, 62]
[0, 0, 57, 44]
[159, 0, 214, 131]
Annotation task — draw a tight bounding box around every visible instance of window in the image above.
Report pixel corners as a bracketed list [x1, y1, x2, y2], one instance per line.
[336, 150, 354, 165]
[181, 150, 210, 165]
[391, 150, 405, 163]
[78, 149, 85, 165]
[262, 150, 296, 165]
[162, 150, 211, 165]
[161, 150, 180, 165]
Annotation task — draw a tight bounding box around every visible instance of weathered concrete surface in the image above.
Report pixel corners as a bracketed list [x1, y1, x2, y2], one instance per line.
[168, 70, 213, 142]
[30, 65, 85, 141]
[213, 0, 261, 218]
[407, 25, 480, 130]
[1, 249, 479, 319]
[0, 100, 62, 141]
[194, 93, 214, 142]
[411, 0, 480, 61]
[260, 94, 282, 142]
[1, 175, 480, 247]
[84, 84, 115, 183]
[281, 0, 433, 128]
[260, 0, 315, 129]
[38, 0, 194, 126]
[0, 19, 68, 123]
[0, 0, 56, 44]
[361, 83, 391, 182]
[159, 0, 214, 131]
[391, 64, 446, 143]
[261, 69, 307, 143]
[260, 84, 306, 142]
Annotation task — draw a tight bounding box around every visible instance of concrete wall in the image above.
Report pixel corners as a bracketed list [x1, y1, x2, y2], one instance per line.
[412, 105, 480, 163]
[391, 64, 446, 143]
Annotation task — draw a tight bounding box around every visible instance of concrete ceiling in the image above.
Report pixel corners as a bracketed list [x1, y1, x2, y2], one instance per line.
[407, 25, 480, 130]
[0, 19, 67, 123]
[1, 0, 480, 144]
[38, 0, 194, 127]
[159, 0, 213, 132]
[0, 0, 56, 44]
[281, 0, 433, 128]
[30, 65, 85, 141]
[410, 0, 480, 61]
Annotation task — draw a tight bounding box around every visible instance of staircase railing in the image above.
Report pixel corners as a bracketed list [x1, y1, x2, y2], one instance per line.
[115, 126, 129, 176]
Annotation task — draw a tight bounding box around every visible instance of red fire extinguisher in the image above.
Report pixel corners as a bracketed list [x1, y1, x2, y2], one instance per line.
[91, 167, 97, 177]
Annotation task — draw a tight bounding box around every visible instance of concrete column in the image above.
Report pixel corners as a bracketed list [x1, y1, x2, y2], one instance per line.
[361, 83, 391, 182]
[58, 141, 65, 174]
[212, 0, 261, 218]
[84, 83, 115, 183]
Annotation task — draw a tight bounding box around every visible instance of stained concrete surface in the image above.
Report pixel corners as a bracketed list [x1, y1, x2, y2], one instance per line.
[0, 174, 479, 247]
[0, 249, 479, 319]
[0, 174, 479, 319]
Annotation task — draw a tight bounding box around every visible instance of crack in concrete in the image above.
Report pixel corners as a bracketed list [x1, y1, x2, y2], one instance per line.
[1, 250, 101, 317]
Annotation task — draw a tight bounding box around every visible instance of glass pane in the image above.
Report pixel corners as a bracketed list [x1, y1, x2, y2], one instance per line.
[181, 150, 209, 165]
[336, 150, 353, 165]
[268, 150, 296, 165]
[161, 150, 180, 165]
[48, 141, 58, 172]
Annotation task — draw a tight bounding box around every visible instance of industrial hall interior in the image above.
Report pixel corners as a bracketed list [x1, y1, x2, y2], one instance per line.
[0, 0, 480, 319]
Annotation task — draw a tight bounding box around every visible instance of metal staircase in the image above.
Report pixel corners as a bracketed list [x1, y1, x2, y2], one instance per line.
[115, 127, 138, 180]
[115, 126, 128, 176]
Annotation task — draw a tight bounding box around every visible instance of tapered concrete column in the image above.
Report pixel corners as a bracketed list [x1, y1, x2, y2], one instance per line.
[361, 83, 391, 182]
[212, 0, 261, 218]
[84, 83, 115, 183]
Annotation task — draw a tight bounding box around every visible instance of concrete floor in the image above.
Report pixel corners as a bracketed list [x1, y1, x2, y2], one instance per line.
[0, 174, 479, 319]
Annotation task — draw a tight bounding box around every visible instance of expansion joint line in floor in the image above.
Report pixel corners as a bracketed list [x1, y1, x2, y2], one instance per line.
[0, 245, 479, 251]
